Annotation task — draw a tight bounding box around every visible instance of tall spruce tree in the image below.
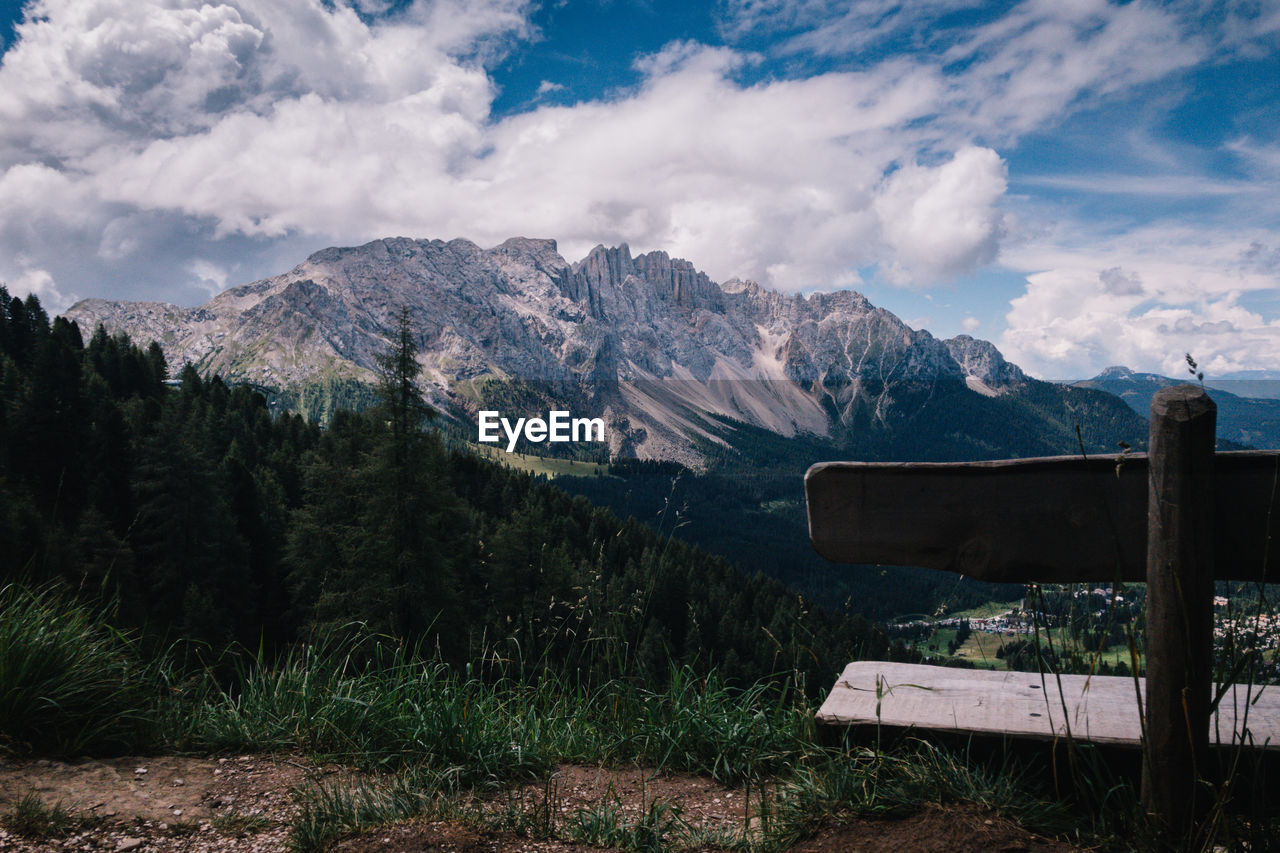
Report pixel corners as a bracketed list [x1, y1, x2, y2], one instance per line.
[376, 307, 434, 463]
[371, 306, 460, 637]
[288, 308, 461, 647]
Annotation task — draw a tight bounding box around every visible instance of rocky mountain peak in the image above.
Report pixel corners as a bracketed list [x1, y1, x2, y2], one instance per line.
[565, 243, 722, 317]
[1095, 365, 1138, 381]
[65, 235, 1039, 465]
[945, 334, 1027, 394]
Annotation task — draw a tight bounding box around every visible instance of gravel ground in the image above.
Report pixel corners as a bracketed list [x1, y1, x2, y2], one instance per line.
[0, 755, 1077, 852]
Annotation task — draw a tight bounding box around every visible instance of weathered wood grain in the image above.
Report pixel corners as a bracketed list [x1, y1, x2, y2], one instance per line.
[1142, 385, 1216, 833]
[805, 450, 1280, 583]
[816, 661, 1280, 750]
[806, 385, 1279, 845]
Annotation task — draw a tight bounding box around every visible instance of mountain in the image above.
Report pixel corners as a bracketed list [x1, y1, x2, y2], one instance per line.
[1076, 366, 1280, 450]
[66, 236, 1145, 467]
[1204, 379, 1280, 400]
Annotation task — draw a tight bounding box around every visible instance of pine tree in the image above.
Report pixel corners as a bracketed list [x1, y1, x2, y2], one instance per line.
[287, 310, 462, 647]
[376, 307, 433, 464]
[371, 308, 459, 642]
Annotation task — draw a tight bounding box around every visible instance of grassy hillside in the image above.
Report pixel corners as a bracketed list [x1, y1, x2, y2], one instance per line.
[469, 441, 611, 479]
[4, 584, 1278, 851]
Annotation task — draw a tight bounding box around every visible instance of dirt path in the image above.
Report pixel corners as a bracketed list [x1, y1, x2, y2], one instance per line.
[0, 754, 312, 852]
[0, 755, 1077, 852]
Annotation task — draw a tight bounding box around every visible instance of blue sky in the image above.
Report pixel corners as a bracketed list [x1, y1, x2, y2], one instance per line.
[0, 0, 1277, 378]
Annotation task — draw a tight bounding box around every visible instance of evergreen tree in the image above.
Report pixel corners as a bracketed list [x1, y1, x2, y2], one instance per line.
[371, 307, 458, 641]
[288, 311, 462, 647]
[376, 307, 434, 460]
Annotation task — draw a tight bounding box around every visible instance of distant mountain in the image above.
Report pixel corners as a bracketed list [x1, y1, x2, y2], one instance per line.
[67, 236, 1147, 466]
[1213, 370, 1280, 381]
[1204, 379, 1280, 400]
[1076, 366, 1280, 450]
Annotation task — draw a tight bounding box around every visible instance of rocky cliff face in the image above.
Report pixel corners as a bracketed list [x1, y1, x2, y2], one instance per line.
[945, 335, 1028, 396]
[66, 236, 1033, 465]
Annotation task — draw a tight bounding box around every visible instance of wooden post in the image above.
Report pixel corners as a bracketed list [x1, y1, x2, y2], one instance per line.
[1143, 384, 1216, 841]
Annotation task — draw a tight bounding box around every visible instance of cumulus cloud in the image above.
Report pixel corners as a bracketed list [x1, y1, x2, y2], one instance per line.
[0, 0, 1274, 384]
[3, 0, 1004, 299]
[0, 0, 526, 302]
[715, 0, 1238, 383]
[9, 267, 76, 314]
[999, 225, 1280, 379]
[471, 44, 967, 288]
[873, 146, 1006, 286]
[1098, 267, 1142, 296]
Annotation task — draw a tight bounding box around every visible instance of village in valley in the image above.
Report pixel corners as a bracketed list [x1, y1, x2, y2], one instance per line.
[887, 585, 1280, 681]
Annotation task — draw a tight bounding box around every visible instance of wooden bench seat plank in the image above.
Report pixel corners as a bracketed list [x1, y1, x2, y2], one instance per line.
[816, 662, 1280, 750]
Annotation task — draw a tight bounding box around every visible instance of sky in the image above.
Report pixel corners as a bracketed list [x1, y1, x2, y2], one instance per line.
[0, 0, 1277, 379]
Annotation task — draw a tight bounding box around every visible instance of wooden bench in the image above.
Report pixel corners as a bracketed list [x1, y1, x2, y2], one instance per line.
[817, 662, 1280, 750]
[804, 384, 1280, 837]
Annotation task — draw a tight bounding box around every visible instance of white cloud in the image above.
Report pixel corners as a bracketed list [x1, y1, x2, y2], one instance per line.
[0, 0, 1204, 304]
[999, 225, 1280, 378]
[10, 267, 76, 314]
[188, 258, 229, 296]
[1098, 267, 1142, 296]
[0, 0, 524, 290]
[943, 0, 1202, 139]
[962, 315, 980, 332]
[470, 45, 963, 288]
[1219, 0, 1280, 57]
[717, 0, 981, 52]
[1017, 172, 1264, 198]
[873, 146, 1006, 286]
[4, 17, 991, 293]
[722, 0, 1203, 141]
[1228, 138, 1280, 181]
[0, 0, 1274, 384]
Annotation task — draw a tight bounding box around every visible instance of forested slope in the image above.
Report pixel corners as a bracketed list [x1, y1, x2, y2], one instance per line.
[0, 289, 899, 689]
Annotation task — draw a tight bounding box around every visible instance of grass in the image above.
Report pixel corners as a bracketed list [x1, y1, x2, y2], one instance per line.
[291, 769, 450, 852]
[190, 637, 1086, 851]
[210, 812, 272, 834]
[284, 736, 1082, 853]
[918, 627, 1014, 669]
[952, 633, 1007, 669]
[945, 601, 1020, 621]
[176, 638, 557, 780]
[920, 623, 1137, 672]
[470, 442, 611, 479]
[0, 583, 155, 756]
[564, 797, 691, 852]
[9, 580, 1278, 851]
[0, 792, 100, 839]
[175, 639, 812, 786]
[758, 498, 802, 516]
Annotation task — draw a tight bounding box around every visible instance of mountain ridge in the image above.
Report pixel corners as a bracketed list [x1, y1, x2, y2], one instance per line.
[1075, 367, 1280, 450]
[68, 235, 1135, 466]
